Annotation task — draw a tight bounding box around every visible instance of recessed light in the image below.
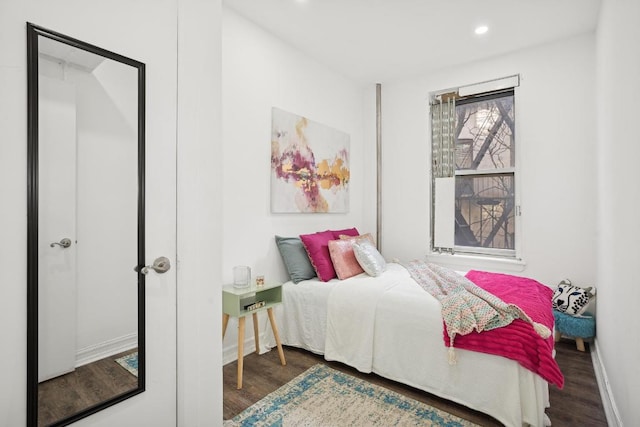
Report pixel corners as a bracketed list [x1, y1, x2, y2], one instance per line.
[475, 25, 489, 35]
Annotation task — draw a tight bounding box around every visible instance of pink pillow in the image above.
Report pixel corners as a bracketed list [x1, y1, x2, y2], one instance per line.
[330, 227, 359, 239]
[328, 239, 364, 280]
[299, 231, 338, 282]
[339, 232, 375, 246]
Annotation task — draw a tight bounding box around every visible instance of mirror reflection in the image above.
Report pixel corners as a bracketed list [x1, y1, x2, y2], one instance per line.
[27, 23, 145, 427]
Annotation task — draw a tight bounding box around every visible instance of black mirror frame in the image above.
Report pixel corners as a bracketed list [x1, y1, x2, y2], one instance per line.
[26, 22, 146, 427]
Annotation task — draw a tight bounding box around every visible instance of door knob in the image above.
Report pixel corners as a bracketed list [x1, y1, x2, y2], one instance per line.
[50, 238, 72, 248]
[135, 256, 171, 275]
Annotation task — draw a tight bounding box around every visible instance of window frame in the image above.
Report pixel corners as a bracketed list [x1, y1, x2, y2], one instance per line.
[430, 83, 522, 262]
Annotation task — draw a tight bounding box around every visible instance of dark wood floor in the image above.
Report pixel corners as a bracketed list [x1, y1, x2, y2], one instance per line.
[224, 338, 607, 426]
[38, 349, 138, 426]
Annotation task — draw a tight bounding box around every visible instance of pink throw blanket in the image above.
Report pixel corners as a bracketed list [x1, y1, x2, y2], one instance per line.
[445, 270, 564, 389]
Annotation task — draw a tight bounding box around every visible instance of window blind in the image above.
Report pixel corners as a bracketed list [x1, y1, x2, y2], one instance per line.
[431, 95, 456, 251]
[430, 95, 456, 179]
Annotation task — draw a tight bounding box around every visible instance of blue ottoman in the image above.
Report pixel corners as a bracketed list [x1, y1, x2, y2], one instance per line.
[553, 309, 596, 352]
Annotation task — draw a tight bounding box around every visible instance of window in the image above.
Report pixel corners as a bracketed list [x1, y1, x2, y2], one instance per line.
[431, 83, 518, 258]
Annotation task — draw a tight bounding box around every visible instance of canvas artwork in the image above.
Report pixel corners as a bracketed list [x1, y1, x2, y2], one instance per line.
[271, 107, 350, 213]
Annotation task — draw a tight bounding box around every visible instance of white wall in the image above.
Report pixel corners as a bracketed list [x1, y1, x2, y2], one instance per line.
[0, 0, 223, 425]
[596, 0, 640, 425]
[0, 6, 30, 424]
[379, 34, 597, 287]
[221, 7, 373, 359]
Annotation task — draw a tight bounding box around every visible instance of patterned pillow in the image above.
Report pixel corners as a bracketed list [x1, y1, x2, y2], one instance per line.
[352, 239, 386, 277]
[552, 279, 594, 315]
[328, 239, 364, 280]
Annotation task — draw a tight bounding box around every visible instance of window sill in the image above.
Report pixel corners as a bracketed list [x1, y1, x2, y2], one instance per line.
[426, 252, 526, 273]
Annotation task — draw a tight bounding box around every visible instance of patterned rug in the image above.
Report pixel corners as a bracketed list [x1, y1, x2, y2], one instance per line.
[115, 352, 138, 377]
[225, 364, 479, 426]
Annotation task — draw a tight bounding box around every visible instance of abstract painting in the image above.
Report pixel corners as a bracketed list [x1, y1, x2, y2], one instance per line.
[271, 107, 350, 213]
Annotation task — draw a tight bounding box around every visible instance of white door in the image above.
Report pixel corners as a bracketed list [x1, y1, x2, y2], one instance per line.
[69, 146, 178, 426]
[38, 76, 77, 382]
[74, 68, 178, 427]
[129, 87, 179, 426]
[34, 33, 178, 427]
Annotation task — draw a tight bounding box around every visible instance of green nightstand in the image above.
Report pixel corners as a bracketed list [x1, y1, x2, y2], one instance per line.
[222, 282, 286, 389]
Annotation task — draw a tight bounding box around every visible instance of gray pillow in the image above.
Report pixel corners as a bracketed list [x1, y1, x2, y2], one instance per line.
[275, 236, 317, 283]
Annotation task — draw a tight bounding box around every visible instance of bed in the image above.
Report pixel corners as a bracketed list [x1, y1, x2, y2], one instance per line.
[264, 262, 561, 427]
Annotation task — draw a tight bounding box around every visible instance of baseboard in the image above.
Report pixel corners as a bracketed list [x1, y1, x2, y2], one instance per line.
[591, 338, 623, 427]
[75, 332, 138, 367]
[223, 333, 269, 365]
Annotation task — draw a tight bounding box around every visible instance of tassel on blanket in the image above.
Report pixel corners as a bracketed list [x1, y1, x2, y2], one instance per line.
[447, 336, 458, 365]
[448, 346, 457, 365]
[533, 322, 551, 339]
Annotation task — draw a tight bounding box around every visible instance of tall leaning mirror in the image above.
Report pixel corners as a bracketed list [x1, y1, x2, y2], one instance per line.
[27, 23, 146, 426]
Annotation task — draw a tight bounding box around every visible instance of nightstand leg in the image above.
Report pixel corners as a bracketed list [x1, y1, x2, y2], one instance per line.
[252, 312, 260, 354]
[267, 307, 286, 366]
[237, 316, 246, 389]
[222, 313, 230, 339]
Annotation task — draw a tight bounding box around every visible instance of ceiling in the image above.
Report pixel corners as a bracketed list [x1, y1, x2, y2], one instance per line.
[223, 0, 602, 85]
[39, 36, 104, 71]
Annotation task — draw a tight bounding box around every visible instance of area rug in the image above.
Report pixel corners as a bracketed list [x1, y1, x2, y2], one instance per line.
[224, 364, 479, 426]
[115, 352, 138, 377]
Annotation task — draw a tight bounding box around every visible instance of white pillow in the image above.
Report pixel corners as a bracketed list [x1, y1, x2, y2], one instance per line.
[352, 240, 386, 277]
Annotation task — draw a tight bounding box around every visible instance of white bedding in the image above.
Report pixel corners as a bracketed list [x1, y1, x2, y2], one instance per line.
[264, 263, 550, 427]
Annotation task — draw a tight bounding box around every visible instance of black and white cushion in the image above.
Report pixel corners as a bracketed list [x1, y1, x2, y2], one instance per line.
[552, 279, 594, 316]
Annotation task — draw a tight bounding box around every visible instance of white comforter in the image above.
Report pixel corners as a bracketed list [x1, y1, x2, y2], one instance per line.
[264, 263, 550, 427]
